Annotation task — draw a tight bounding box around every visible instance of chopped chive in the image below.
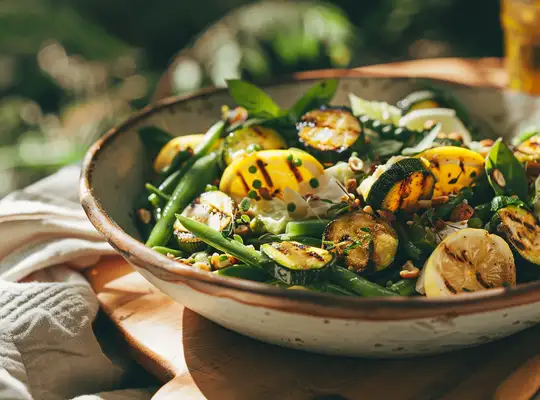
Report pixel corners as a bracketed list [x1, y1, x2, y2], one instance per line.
[309, 178, 320, 188]
[219, 254, 229, 261]
[294, 158, 302, 166]
[248, 190, 258, 199]
[248, 165, 257, 174]
[241, 214, 251, 223]
[205, 184, 218, 192]
[252, 179, 262, 189]
[240, 198, 251, 212]
[236, 219, 243, 225]
[287, 153, 294, 162]
[287, 202, 297, 212]
[233, 234, 244, 244]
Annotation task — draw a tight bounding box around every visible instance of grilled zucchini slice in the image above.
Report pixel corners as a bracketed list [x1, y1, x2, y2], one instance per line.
[492, 205, 540, 266]
[359, 157, 435, 212]
[297, 107, 364, 161]
[173, 191, 236, 252]
[397, 90, 443, 114]
[222, 125, 287, 165]
[323, 211, 398, 273]
[260, 241, 333, 285]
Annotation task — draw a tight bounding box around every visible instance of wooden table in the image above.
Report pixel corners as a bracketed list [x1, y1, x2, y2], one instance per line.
[87, 58, 540, 400]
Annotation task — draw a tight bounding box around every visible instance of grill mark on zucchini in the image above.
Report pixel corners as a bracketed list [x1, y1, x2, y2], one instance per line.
[286, 159, 303, 182]
[255, 159, 273, 187]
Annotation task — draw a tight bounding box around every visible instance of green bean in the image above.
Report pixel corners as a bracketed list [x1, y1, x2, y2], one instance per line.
[306, 282, 356, 296]
[148, 169, 182, 205]
[175, 215, 269, 268]
[152, 246, 185, 258]
[285, 219, 330, 238]
[145, 153, 219, 247]
[388, 279, 417, 296]
[214, 265, 271, 282]
[435, 187, 473, 219]
[145, 183, 171, 201]
[148, 120, 226, 209]
[330, 265, 399, 297]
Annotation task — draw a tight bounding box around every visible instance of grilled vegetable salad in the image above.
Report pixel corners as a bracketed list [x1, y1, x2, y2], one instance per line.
[135, 78, 540, 298]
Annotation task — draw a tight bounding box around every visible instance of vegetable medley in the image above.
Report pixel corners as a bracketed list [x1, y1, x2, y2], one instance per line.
[135, 78, 540, 298]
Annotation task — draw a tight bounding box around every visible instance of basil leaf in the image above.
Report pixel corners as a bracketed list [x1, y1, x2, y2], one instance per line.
[490, 195, 529, 212]
[138, 126, 173, 160]
[485, 138, 528, 202]
[370, 139, 403, 158]
[401, 123, 441, 156]
[289, 79, 339, 120]
[226, 80, 282, 119]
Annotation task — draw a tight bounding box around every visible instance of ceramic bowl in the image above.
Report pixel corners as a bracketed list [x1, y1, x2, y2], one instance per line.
[80, 72, 540, 357]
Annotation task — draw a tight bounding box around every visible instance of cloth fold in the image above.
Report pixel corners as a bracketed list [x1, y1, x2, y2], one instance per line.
[0, 166, 157, 400]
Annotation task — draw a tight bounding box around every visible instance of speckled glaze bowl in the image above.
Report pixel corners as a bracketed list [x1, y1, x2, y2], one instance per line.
[80, 72, 540, 357]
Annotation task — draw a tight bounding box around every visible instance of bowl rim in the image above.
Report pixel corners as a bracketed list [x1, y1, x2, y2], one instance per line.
[80, 69, 540, 321]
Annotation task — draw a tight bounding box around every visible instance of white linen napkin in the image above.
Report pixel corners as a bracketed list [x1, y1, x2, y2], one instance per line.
[0, 165, 157, 400]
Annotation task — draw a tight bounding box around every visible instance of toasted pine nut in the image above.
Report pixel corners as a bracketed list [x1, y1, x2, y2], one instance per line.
[363, 205, 374, 214]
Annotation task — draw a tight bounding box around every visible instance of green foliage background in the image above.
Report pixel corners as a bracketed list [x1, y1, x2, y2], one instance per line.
[0, 0, 502, 195]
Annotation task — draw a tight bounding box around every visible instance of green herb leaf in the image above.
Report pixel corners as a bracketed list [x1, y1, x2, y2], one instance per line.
[226, 80, 282, 119]
[289, 79, 339, 120]
[370, 139, 403, 158]
[401, 124, 442, 156]
[490, 195, 529, 212]
[485, 138, 528, 202]
[138, 126, 173, 160]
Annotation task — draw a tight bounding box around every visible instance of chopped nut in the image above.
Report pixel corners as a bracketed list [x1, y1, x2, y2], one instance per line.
[348, 156, 364, 172]
[447, 132, 463, 142]
[450, 203, 475, 222]
[432, 195, 449, 205]
[400, 270, 419, 279]
[362, 205, 374, 214]
[377, 209, 396, 222]
[136, 208, 152, 224]
[400, 260, 420, 279]
[235, 225, 250, 236]
[345, 178, 358, 194]
[193, 262, 211, 271]
[417, 199, 432, 208]
[526, 161, 540, 177]
[424, 120, 436, 130]
[479, 139, 494, 147]
[491, 168, 506, 187]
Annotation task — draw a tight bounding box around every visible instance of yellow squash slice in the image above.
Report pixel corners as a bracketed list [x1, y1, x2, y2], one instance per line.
[219, 149, 324, 201]
[418, 146, 485, 197]
[154, 134, 222, 172]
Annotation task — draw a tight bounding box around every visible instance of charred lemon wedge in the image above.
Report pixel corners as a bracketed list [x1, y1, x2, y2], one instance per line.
[423, 228, 516, 297]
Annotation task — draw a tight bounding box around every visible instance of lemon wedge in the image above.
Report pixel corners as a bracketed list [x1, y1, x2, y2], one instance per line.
[219, 149, 324, 201]
[399, 108, 472, 145]
[418, 146, 485, 197]
[423, 228, 515, 297]
[154, 134, 222, 172]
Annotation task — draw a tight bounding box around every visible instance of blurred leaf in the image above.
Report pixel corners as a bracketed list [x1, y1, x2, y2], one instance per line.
[226, 79, 282, 119]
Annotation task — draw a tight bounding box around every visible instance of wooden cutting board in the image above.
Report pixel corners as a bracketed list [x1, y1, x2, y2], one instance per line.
[87, 59, 540, 399]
